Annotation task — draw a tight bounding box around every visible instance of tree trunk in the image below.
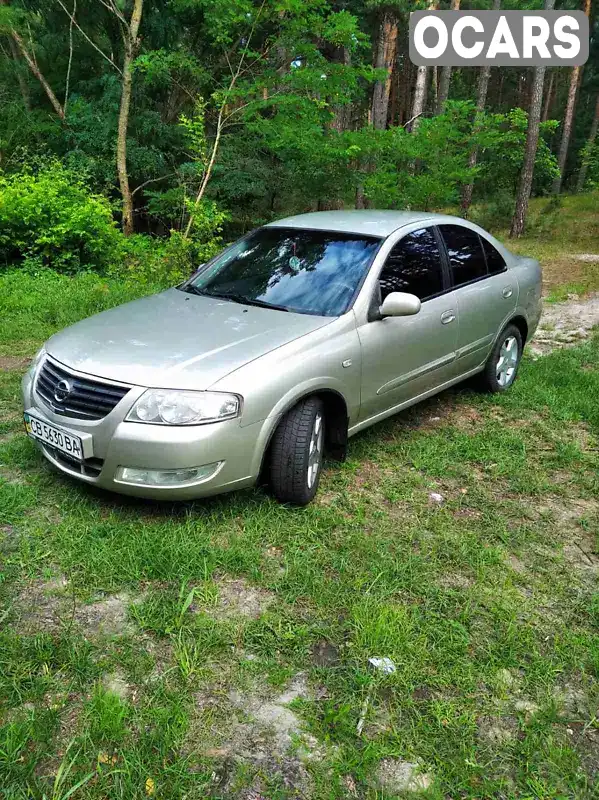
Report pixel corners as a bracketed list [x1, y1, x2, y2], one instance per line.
[355, 183, 367, 209]
[371, 11, 399, 130]
[541, 69, 555, 122]
[460, 0, 501, 215]
[552, 65, 581, 193]
[8, 37, 31, 112]
[510, 0, 555, 238]
[576, 94, 599, 192]
[431, 66, 438, 112]
[331, 46, 352, 132]
[116, 0, 144, 237]
[411, 0, 438, 131]
[436, 0, 460, 114]
[411, 66, 428, 132]
[516, 71, 526, 110]
[7, 27, 65, 119]
[399, 55, 413, 126]
[460, 66, 492, 215]
[552, 0, 591, 194]
[411, 65, 428, 132]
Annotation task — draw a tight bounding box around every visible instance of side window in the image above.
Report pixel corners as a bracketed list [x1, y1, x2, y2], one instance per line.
[481, 237, 507, 275]
[379, 228, 444, 302]
[439, 225, 487, 287]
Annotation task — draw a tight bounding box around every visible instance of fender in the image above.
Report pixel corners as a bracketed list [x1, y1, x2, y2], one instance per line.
[247, 377, 352, 477]
[490, 294, 536, 343]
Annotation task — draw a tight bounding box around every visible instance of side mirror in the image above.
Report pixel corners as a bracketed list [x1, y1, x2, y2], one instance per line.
[379, 292, 421, 318]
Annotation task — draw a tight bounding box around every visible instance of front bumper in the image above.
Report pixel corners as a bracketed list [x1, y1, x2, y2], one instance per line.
[21, 361, 262, 500]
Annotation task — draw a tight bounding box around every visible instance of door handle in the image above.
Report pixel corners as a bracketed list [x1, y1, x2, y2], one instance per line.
[502, 286, 514, 299]
[441, 310, 456, 325]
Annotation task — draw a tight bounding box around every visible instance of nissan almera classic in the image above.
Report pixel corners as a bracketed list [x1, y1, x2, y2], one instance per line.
[22, 211, 542, 506]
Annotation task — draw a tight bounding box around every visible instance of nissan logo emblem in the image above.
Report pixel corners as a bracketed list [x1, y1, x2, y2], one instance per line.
[54, 379, 72, 403]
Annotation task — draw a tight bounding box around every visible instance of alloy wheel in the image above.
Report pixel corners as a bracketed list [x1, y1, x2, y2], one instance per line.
[496, 336, 519, 388]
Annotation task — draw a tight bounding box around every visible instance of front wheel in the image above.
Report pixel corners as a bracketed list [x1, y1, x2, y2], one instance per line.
[269, 396, 325, 506]
[481, 324, 523, 393]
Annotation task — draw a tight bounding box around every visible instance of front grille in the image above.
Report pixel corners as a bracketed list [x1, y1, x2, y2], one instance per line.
[43, 445, 104, 478]
[35, 359, 131, 421]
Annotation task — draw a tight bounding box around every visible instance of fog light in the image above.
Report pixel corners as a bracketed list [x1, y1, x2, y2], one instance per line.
[115, 462, 222, 487]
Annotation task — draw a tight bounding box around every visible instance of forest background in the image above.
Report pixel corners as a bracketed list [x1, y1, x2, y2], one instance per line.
[0, 0, 597, 288]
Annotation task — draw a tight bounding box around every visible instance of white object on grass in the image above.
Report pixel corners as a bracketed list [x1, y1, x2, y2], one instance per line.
[368, 657, 397, 675]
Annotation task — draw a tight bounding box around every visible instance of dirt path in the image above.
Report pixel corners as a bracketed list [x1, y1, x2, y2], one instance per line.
[530, 292, 599, 356]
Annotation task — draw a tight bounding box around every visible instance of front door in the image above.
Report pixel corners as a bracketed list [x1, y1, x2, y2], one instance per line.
[356, 226, 459, 424]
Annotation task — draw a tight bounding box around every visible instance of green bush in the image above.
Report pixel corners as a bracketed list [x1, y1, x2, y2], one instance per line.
[112, 201, 227, 290]
[0, 162, 121, 273]
[113, 232, 195, 290]
[0, 162, 228, 287]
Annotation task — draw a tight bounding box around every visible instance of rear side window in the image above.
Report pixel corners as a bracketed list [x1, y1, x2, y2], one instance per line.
[481, 237, 507, 275]
[379, 228, 444, 302]
[439, 225, 487, 287]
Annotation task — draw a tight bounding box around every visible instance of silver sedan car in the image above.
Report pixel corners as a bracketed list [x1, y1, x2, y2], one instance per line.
[22, 211, 542, 505]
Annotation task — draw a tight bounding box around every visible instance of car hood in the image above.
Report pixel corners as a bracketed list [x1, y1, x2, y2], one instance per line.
[46, 289, 333, 389]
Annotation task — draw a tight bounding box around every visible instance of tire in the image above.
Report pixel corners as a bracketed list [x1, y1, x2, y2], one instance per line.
[269, 396, 325, 506]
[480, 324, 523, 393]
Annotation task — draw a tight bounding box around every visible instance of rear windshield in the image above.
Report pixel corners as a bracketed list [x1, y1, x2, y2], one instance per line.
[183, 227, 382, 317]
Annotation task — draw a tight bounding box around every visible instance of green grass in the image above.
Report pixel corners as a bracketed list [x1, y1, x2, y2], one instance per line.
[500, 193, 599, 299]
[0, 270, 160, 358]
[1, 217, 599, 798]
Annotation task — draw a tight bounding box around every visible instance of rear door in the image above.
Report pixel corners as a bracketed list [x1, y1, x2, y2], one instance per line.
[356, 226, 459, 423]
[438, 225, 518, 373]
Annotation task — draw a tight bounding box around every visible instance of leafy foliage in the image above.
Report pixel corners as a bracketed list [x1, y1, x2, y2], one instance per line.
[363, 102, 479, 210]
[0, 0, 595, 263]
[0, 162, 121, 273]
[476, 108, 560, 198]
[111, 212, 225, 291]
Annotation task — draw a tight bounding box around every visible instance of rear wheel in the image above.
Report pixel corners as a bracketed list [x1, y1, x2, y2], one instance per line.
[269, 396, 325, 506]
[481, 324, 523, 393]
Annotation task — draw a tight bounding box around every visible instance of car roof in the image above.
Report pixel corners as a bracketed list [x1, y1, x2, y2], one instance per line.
[264, 210, 516, 267]
[267, 210, 455, 238]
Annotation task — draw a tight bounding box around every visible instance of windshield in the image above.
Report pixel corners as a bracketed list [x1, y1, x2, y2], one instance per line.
[182, 227, 382, 317]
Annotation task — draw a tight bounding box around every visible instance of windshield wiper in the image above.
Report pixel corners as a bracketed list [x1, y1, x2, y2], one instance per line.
[182, 284, 207, 297]
[206, 292, 290, 312]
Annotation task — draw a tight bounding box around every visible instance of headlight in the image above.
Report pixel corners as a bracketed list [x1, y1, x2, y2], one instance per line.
[28, 347, 46, 375]
[126, 389, 241, 426]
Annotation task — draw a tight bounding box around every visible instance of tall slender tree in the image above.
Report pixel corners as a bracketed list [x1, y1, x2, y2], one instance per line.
[436, 0, 460, 114]
[410, 0, 437, 132]
[510, 2, 555, 238]
[371, 9, 399, 129]
[115, 0, 144, 237]
[552, 0, 592, 194]
[54, 0, 144, 235]
[541, 69, 555, 123]
[576, 94, 599, 192]
[461, 0, 501, 215]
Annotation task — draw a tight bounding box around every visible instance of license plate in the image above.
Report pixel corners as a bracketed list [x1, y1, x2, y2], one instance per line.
[24, 412, 84, 461]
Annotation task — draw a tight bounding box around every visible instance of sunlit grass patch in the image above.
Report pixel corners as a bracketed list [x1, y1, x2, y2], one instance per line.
[1, 280, 599, 795]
